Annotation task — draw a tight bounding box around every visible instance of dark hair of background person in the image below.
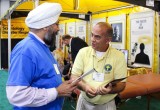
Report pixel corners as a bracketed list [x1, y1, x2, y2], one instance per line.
[62, 34, 71, 40]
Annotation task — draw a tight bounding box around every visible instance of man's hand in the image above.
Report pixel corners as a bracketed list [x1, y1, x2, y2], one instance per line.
[96, 83, 112, 95]
[56, 79, 80, 97]
[71, 75, 97, 98]
[84, 85, 97, 98]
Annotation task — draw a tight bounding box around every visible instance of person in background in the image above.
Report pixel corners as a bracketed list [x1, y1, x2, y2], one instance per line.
[52, 48, 65, 73]
[62, 34, 88, 63]
[71, 22, 127, 110]
[6, 3, 79, 110]
[62, 34, 88, 101]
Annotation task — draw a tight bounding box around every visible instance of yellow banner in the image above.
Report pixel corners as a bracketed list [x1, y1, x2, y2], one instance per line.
[1, 19, 29, 39]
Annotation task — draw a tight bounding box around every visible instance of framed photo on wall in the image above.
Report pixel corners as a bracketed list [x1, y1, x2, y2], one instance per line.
[108, 14, 126, 49]
[111, 23, 123, 43]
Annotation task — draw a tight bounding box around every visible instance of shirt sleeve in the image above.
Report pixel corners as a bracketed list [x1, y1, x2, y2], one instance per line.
[6, 86, 58, 107]
[114, 52, 127, 81]
[7, 54, 35, 86]
[71, 49, 84, 77]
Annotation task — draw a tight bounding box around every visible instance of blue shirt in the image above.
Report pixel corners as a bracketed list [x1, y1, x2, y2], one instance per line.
[7, 33, 64, 110]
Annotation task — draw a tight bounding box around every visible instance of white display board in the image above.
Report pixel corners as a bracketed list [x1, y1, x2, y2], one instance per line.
[59, 23, 65, 36]
[108, 14, 126, 49]
[67, 22, 76, 37]
[76, 21, 87, 41]
[130, 11, 154, 68]
[92, 18, 106, 28]
[56, 24, 65, 48]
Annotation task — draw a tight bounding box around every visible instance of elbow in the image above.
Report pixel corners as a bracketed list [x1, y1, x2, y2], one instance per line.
[6, 88, 17, 105]
[6, 86, 28, 107]
[6, 86, 48, 107]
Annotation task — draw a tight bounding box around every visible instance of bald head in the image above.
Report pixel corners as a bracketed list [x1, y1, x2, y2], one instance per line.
[95, 22, 113, 38]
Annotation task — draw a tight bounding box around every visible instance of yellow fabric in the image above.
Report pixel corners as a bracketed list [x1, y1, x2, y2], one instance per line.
[53, 48, 64, 66]
[16, 1, 130, 13]
[72, 46, 127, 104]
[153, 12, 159, 73]
[52, 48, 64, 73]
[127, 67, 149, 76]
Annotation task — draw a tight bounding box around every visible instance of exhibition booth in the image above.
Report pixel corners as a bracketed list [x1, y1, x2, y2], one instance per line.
[1, 0, 159, 73]
[0, 0, 160, 110]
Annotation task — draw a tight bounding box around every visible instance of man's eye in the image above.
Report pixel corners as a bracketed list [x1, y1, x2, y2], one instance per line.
[95, 35, 101, 39]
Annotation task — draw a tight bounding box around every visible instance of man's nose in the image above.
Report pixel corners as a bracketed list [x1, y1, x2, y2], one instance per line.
[91, 35, 96, 42]
[57, 26, 60, 31]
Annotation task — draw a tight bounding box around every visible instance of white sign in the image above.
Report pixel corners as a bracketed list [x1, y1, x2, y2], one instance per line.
[92, 18, 106, 28]
[76, 21, 87, 41]
[130, 11, 154, 67]
[146, 0, 154, 7]
[67, 22, 76, 37]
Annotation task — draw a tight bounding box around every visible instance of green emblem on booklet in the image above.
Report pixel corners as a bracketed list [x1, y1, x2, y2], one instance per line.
[104, 64, 112, 73]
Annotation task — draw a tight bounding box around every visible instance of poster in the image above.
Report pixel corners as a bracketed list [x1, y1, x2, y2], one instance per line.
[108, 15, 126, 49]
[59, 23, 65, 36]
[76, 21, 86, 41]
[57, 23, 65, 49]
[130, 11, 154, 67]
[67, 22, 76, 37]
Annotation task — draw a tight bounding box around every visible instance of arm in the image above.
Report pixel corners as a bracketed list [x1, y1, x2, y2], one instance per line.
[71, 47, 96, 97]
[96, 82, 126, 95]
[109, 82, 126, 94]
[111, 51, 127, 93]
[71, 75, 97, 97]
[6, 86, 57, 107]
[6, 80, 79, 107]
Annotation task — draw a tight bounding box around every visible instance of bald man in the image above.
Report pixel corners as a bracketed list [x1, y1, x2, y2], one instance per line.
[71, 22, 127, 110]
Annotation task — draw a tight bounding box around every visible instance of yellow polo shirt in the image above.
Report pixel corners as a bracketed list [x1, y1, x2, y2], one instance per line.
[72, 46, 127, 104]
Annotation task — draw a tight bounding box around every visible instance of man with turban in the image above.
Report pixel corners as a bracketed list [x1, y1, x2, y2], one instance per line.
[6, 3, 79, 110]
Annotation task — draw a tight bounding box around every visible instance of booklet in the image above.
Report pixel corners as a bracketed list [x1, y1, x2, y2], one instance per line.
[105, 77, 127, 88]
[72, 68, 96, 83]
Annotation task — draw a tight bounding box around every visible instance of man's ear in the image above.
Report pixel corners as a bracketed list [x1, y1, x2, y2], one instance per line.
[108, 37, 112, 42]
[106, 37, 112, 44]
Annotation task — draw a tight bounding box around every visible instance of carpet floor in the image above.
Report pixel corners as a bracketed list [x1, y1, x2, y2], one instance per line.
[1, 70, 160, 110]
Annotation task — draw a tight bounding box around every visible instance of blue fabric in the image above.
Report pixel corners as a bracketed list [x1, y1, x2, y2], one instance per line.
[7, 33, 64, 110]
